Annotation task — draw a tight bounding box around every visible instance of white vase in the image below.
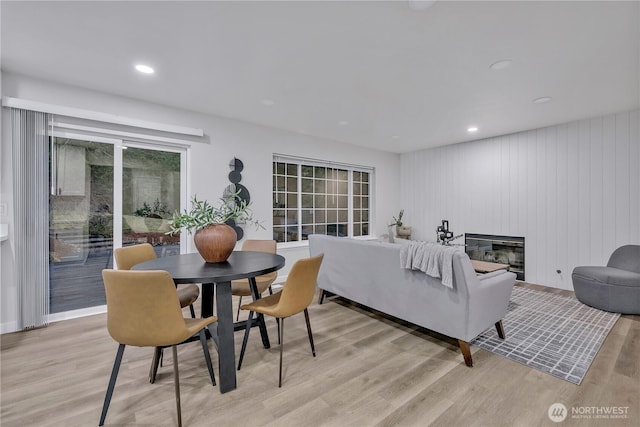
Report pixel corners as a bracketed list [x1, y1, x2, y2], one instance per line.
[396, 226, 412, 239]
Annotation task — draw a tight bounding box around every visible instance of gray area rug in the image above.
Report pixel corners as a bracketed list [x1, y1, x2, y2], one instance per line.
[471, 286, 620, 385]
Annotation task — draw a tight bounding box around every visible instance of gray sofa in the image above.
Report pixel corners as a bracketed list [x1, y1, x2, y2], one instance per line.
[572, 245, 640, 314]
[308, 234, 517, 366]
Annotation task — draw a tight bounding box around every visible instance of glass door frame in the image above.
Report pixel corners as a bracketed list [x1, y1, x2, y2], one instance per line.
[48, 130, 189, 318]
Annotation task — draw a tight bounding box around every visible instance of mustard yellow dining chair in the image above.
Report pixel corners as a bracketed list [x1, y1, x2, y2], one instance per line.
[237, 254, 324, 387]
[99, 269, 217, 427]
[231, 239, 278, 320]
[114, 243, 200, 318]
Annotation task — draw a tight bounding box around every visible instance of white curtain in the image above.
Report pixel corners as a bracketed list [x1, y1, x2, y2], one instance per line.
[11, 108, 50, 329]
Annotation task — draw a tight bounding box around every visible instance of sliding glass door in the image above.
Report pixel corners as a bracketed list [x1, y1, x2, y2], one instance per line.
[49, 135, 186, 314]
[49, 136, 115, 313]
[121, 145, 183, 255]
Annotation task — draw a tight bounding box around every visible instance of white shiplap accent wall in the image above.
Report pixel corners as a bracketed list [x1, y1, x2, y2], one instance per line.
[400, 110, 640, 290]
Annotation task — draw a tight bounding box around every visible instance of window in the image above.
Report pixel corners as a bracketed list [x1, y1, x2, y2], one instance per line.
[273, 155, 372, 243]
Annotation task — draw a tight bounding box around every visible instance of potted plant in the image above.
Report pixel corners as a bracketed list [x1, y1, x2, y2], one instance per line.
[167, 193, 262, 263]
[391, 209, 412, 239]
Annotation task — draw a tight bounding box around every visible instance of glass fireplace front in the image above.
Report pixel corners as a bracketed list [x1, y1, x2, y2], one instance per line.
[465, 233, 525, 280]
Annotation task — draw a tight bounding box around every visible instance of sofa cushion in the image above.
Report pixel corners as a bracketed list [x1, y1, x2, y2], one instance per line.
[572, 266, 640, 287]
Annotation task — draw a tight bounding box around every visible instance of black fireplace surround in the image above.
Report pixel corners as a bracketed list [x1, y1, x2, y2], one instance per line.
[465, 233, 525, 280]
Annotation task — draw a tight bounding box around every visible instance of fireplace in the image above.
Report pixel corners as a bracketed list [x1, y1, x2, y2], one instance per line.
[465, 233, 525, 280]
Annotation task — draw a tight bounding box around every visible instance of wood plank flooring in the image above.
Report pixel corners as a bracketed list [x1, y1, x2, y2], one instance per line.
[1, 283, 638, 426]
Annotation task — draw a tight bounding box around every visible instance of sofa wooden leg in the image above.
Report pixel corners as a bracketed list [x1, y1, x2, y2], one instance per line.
[495, 320, 506, 339]
[458, 340, 473, 367]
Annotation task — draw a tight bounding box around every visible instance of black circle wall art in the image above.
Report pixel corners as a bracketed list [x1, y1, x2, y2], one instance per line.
[225, 158, 250, 240]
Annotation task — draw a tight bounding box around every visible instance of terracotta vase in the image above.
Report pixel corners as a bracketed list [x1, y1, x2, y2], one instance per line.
[193, 223, 237, 263]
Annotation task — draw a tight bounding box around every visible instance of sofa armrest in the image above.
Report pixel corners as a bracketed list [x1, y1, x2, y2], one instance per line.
[465, 270, 516, 341]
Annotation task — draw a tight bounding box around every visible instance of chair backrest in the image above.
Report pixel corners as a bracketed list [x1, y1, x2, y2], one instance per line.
[276, 254, 324, 318]
[242, 239, 277, 254]
[102, 269, 191, 347]
[607, 245, 640, 273]
[114, 243, 157, 270]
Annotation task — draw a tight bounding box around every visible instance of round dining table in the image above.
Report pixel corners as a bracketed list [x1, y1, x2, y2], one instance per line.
[132, 250, 285, 393]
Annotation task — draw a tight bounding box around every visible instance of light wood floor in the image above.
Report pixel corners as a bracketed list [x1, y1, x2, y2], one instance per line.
[1, 284, 638, 427]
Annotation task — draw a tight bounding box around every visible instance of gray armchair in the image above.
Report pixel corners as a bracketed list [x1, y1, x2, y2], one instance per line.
[572, 245, 640, 314]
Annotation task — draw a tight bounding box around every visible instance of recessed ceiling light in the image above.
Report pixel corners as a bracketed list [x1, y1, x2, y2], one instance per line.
[533, 96, 552, 104]
[260, 98, 275, 106]
[489, 60, 512, 70]
[338, 120, 349, 126]
[467, 127, 478, 133]
[135, 64, 155, 74]
[391, 135, 400, 139]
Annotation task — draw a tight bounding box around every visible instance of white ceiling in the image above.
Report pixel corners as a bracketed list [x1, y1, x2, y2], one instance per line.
[2, 1, 639, 153]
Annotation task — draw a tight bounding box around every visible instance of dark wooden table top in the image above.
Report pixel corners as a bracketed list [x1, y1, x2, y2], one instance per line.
[132, 251, 286, 283]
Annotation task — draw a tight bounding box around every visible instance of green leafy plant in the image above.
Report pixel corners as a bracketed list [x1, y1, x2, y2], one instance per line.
[134, 198, 170, 218]
[88, 213, 113, 238]
[390, 209, 404, 227]
[167, 192, 263, 236]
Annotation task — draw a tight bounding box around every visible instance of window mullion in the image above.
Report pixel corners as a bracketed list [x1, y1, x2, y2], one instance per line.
[348, 170, 353, 237]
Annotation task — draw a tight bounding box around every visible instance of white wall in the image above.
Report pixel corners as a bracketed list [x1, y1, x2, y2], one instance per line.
[400, 110, 640, 290]
[0, 72, 401, 332]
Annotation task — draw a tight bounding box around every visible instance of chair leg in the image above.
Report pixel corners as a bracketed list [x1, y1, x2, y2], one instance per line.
[237, 310, 254, 370]
[199, 329, 216, 386]
[99, 344, 125, 426]
[268, 286, 275, 337]
[279, 317, 285, 388]
[303, 308, 316, 357]
[495, 320, 506, 339]
[171, 345, 182, 427]
[189, 304, 196, 319]
[318, 289, 326, 305]
[236, 296, 242, 321]
[149, 346, 162, 384]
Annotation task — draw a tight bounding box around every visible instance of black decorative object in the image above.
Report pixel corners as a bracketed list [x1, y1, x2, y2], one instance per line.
[229, 170, 242, 184]
[436, 220, 463, 245]
[224, 158, 250, 240]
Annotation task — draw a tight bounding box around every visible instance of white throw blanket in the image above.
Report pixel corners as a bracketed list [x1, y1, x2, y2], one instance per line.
[400, 241, 460, 288]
